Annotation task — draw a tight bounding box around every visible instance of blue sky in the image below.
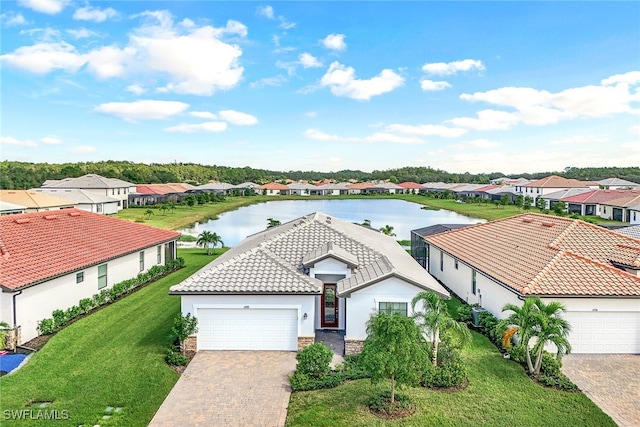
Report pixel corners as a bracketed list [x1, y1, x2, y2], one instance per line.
[1, 1, 639, 174]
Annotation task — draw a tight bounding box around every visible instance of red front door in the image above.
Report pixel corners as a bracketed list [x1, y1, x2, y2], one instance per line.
[321, 284, 339, 328]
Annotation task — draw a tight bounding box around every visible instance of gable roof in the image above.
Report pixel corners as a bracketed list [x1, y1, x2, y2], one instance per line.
[0, 201, 27, 213]
[617, 225, 640, 240]
[29, 188, 119, 204]
[136, 183, 195, 194]
[170, 212, 448, 298]
[411, 224, 474, 238]
[0, 209, 180, 291]
[563, 189, 640, 204]
[523, 175, 597, 189]
[194, 182, 235, 191]
[398, 182, 425, 189]
[0, 190, 76, 209]
[425, 213, 640, 297]
[601, 193, 640, 208]
[42, 174, 133, 189]
[256, 182, 290, 190]
[598, 178, 640, 187]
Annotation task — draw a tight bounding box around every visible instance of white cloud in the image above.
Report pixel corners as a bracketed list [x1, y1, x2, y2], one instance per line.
[0, 136, 37, 147]
[385, 124, 467, 138]
[68, 145, 97, 154]
[304, 111, 317, 118]
[422, 59, 485, 76]
[257, 5, 274, 19]
[73, 5, 118, 22]
[190, 111, 217, 120]
[40, 136, 62, 144]
[448, 109, 521, 131]
[95, 100, 189, 122]
[320, 62, 404, 101]
[420, 79, 451, 92]
[0, 42, 85, 74]
[465, 139, 500, 148]
[1, 12, 28, 26]
[550, 135, 609, 145]
[629, 125, 640, 136]
[66, 28, 98, 39]
[165, 121, 227, 133]
[250, 75, 287, 88]
[85, 45, 135, 78]
[322, 34, 346, 51]
[278, 17, 295, 30]
[18, 0, 67, 15]
[219, 110, 258, 125]
[126, 84, 146, 95]
[303, 128, 425, 144]
[601, 71, 640, 86]
[299, 53, 322, 68]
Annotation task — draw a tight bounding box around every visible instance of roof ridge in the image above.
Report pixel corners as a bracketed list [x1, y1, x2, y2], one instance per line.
[524, 249, 565, 294]
[567, 250, 640, 281]
[548, 218, 579, 248]
[314, 216, 383, 261]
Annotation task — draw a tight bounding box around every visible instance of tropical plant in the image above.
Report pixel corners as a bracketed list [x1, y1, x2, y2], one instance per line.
[196, 231, 215, 255]
[144, 208, 154, 220]
[0, 321, 11, 349]
[171, 313, 199, 355]
[159, 203, 169, 216]
[411, 291, 471, 366]
[267, 218, 281, 228]
[359, 313, 428, 404]
[379, 224, 396, 236]
[523, 195, 534, 210]
[502, 297, 572, 375]
[362, 219, 372, 227]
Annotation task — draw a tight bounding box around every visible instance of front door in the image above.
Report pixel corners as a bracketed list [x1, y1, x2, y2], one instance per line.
[321, 284, 339, 328]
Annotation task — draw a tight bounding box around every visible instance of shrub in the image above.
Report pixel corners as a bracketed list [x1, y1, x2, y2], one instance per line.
[368, 392, 414, 413]
[422, 349, 467, 388]
[52, 309, 68, 329]
[38, 318, 55, 335]
[454, 303, 477, 324]
[537, 374, 578, 391]
[508, 344, 528, 364]
[295, 343, 333, 379]
[165, 348, 189, 366]
[540, 352, 562, 377]
[79, 298, 94, 314]
[171, 313, 199, 353]
[92, 289, 109, 307]
[65, 305, 82, 320]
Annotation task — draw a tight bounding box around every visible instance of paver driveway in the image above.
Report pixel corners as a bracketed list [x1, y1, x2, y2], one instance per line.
[149, 351, 297, 427]
[562, 354, 640, 427]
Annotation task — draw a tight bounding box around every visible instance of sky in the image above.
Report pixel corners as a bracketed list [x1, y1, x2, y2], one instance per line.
[1, 1, 639, 175]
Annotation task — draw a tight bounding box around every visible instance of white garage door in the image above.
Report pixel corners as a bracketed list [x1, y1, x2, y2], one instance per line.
[197, 308, 298, 351]
[564, 311, 640, 354]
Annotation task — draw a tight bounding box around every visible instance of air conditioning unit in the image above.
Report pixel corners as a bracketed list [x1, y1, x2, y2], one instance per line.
[471, 307, 488, 327]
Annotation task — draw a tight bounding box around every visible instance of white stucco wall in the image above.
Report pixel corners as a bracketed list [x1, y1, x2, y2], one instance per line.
[344, 278, 423, 341]
[2, 244, 169, 344]
[180, 294, 316, 337]
[310, 257, 350, 330]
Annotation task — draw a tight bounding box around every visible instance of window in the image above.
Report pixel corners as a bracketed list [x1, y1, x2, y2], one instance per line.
[379, 302, 408, 316]
[118, 188, 121, 195]
[76, 272, 84, 284]
[440, 251, 444, 271]
[98, 264, 107, 289]
[472, 270, 477, 295]
[603, 206, 607, 213]
[455, 260, 459, 270]
[139, 251, 145, 272]
[157, 245, 162, 264]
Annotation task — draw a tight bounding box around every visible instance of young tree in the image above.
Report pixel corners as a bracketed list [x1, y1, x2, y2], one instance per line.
[411, 291, 471, 366]
[359, 313, 428, 404]
[144, 208, 154, 220]
[535, 196, 546, 211]
[552, 201, 567, 216]
[523, 196, 534, 210]
[159, 203, 169, 216]
[379, 224, 396, 236]
[515, 195, 524, 209]
[171, 313, 198, 355]
[499, 194, 510, 209]
[196, 231, 215, 255]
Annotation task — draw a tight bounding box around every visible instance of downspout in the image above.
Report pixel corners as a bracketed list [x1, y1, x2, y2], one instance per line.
[12, 290, 22, 327]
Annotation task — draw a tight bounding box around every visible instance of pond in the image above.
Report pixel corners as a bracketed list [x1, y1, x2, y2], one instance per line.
[179, 199, 485, 247]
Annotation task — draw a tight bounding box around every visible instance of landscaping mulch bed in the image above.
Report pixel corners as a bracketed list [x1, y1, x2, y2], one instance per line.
[21, 334, 52, 352]
[168, 350, 196, 375]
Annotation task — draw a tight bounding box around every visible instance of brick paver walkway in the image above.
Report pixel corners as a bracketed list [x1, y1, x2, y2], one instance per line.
[562, 354, 640, 427]
[149, 351, 297, 427]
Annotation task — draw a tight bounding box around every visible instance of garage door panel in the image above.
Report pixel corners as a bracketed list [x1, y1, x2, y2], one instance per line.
[197, 308, 298, 351]
[564, 311, 640, 354]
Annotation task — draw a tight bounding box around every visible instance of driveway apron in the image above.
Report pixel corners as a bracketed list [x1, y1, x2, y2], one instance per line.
[561, 354, 640, 427]
[149, 351, 297, 427]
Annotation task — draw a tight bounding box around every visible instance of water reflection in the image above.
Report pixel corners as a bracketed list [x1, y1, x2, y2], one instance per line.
[179, 199, 485, 247]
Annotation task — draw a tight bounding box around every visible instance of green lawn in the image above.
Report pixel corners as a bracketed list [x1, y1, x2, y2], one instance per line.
[0, 249, 214, 427]
[285, 298, 615, 427]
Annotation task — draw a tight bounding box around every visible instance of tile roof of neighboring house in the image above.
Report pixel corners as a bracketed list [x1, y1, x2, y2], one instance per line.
[232, 182, 259, 189]
[287, 183, 319, 190]
[598, 178, 640, 188]
[29, 188, 119, 204]
[256, 182, 290, 190]
[474, 184, 500, 192]
[194, 182, 235, 191]
[0, 209, 180, 290]
[316, 182, 351, 190]
[523, 175, 598, 188]
[484, 186, 519, 195]
[411, 224, 476, 238]
[451, 184, 487, 192]
[602, 194, 640, 208]
[42, 174, 133, 189]
[0, 190, 76, 209]
[170, 212, 448, 298]
[0, 201, 27, 213]
[135, 185, 165, 195]
[347, 182, 374, 190]
[563, 189, 640, 204]
[542, 188, 594, 201]
[364, 182, 405, 190]
[398, 182, 426, 189]
[617, 225, 640, 240]
[425, 213, 640, 297]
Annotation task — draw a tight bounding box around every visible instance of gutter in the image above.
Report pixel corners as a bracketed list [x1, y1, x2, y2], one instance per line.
[12, 289, 22, 327]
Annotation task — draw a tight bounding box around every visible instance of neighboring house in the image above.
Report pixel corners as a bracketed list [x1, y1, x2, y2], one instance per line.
[316, 182, 353, 196]
[170, 212, 448, 354]
[450, 184, 487, 199]
[256, 182, 291, 196]
[231, 182, 259, 194]
[0, 209, 180, 344]
[0, 201, 26, 215]
[410, 224, 475, 268]
[617, 224, 640, 239]
[424, 213, 640, 354]
[540, 188, 593, 211]
[29, 188, 120, 214]
[0, 190, 75, 212]
[598, 178, 640, 190]
[516, 175, 598, 206]
[630, 205, 640, 225]
[398, 182, 426, 194]
[287, 183, 321, 196]
[42, 174, 135, 209]
[482, 185, 519, 202]
[192, 182, 235, 195]
[345, 182, 373, 194]
[600, 193, 640, 222]
[562, 189, 640, 218]
[360, 182, 405, 194]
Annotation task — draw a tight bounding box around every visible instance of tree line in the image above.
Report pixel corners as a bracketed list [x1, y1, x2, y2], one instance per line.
[1, 160, 638, 190]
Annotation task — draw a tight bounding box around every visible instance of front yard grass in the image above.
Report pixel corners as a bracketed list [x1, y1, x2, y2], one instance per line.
[285, 298, 615, 427]
[0, 249, 214, 427]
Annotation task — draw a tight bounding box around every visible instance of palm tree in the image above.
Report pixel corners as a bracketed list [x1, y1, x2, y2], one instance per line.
[196, 231, 215, 255]
[267, 218, 281, 228]
[159, 203, 169, 216]
[411, 291, 471, 366]
[144, 208, 154, 220]
[379, 224, 396, 237]
[502, 297, 572, 375]
[209, 232, 224, 255]
[362, 219, 372, 227]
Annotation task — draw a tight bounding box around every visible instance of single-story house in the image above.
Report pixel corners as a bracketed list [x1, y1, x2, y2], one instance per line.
[0, 190, 76, 212]
[600, 193, 640, 222]
[0, 201, 26, 215]
[130, 183, 195, 206]
[287, 183, 322, 196]
[562, 189, 640, 218]
[424, 213, 640, 354]
[0, 209, 180, 345]
[598, 178, 640, 190]
[170, 212, 448, 354]
[516, 175, 599, 203]
[29, 188, 120, 214]
[398, 182, 426, 194]
[410, 224, 475, 268]
[256, 182, 291, 196]
[42, 174, 135, 209]
[316, 182, 353, 196]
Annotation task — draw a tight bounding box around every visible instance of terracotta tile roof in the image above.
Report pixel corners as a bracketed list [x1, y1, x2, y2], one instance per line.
[562, 189, 640, 204]
[0, 190, 76, 209]
[347, 182, 374, 189]
[0, 209, 180, 290]
[524, 175, 598, 189]
[136, 183, 194, 194]
[256, 182, 290, 190]
[602, 194, 640, 208]
[425, 213, 640, 297]
[398, 182, 426, 189]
